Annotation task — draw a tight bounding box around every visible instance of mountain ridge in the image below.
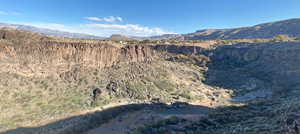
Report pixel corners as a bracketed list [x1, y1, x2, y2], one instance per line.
[152, 18, 300, 40]
[2, 18, 300, 40]
[0, 22, 105, 39]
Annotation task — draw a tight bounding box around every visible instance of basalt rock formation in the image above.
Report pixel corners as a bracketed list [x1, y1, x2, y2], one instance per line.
[1, 41, 155, 68]
[207, 41, 300, 90]
[0, 29, 156, 77]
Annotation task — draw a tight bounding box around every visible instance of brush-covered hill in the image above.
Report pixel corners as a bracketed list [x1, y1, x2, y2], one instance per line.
[0, 28, 232, 133]
[2, 28, 300, 134]
[152, 18, 300, 40]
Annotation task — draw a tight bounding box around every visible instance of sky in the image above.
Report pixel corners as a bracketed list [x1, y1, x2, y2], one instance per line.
[0, 0, 300, 37]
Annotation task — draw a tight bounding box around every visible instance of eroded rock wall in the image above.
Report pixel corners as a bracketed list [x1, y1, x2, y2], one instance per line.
[207, 41, 300, 91]
[0, 40, 156, 77]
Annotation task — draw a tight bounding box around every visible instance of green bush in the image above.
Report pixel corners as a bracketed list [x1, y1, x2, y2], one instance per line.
[272, 34, 294, 41]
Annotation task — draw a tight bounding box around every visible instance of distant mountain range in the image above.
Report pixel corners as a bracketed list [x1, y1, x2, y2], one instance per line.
[2, 18, 300, 40]
[148, 34, 185, 40]
[106, 34, 139, 40]
[151, 18, 300, 40]
[0, 23, 105, 39]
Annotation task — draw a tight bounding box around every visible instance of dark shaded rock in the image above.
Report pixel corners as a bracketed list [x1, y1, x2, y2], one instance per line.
[286, 114, 300, 134]
[206, 41, 300, 93]
[92, 88, 102, 101]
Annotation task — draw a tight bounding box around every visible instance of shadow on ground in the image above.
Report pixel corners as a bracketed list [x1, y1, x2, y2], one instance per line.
[1, 103, 212, 134]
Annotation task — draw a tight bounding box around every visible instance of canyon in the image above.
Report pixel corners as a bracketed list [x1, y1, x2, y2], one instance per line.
[1, 27, 300, 134]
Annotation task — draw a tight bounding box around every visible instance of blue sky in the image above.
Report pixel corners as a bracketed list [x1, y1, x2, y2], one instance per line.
[0, 0, 300, 37]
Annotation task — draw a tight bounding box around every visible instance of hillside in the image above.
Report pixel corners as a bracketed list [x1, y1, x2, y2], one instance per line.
[1, 28, 300, 134]
[106, 34, 138, 40]
[131, 41, 300, 134]
[153, 18, 300, 40]
[0, 23, 104, 39]
[0, 28, 232, 133]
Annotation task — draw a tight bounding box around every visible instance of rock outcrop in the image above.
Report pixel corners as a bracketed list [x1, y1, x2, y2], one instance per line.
[206, 41, 300, 93]
[0, 41, 155, 68]
[0, 29, 157, 77]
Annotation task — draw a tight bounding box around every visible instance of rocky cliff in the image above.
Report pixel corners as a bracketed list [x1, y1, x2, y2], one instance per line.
[204, 41, 300, 102]
[3, 28, 300, 134]
[0, 29, 156, 77]
[129, 41, 300, 134]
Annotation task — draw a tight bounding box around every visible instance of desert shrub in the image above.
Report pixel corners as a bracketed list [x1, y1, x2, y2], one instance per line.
[132, 116, 186, 134]
[153, 79, 176, 92]
[179, 91, 193, 100]
[272, 34, 294, 42]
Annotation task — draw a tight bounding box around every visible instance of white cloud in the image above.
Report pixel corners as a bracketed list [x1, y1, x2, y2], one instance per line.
[116, 17, 123, 22]
[20, 22, 174, 37]
[24, 23, 88, 35]
[82, 16, 174, 36]
[29, 23, 71, 31]
[85, 23, 173, 36]
[103, 16, 123, 23]
[85, 17, 102, 22]
[85, 16, 123, 23]
[2, 12, 173, 36]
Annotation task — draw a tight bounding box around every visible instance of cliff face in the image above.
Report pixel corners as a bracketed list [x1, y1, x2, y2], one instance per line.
[0, 32, 156, 77]
[2, 28, 300, 91]
[0, 42, 155, 63]
[31, 41, 155, 68]
[153, 45, 208, 56]
[206, 41, 300, 94]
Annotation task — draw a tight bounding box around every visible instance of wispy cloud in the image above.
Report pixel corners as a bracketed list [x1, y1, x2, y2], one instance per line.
[86, 23, 173, 36]
[85, 17, 102, 22]
[0, 10, 21, 16]
[85, 16, 123, 23]
[14, 15, 173, 37]
[25, 22, 174, 37]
